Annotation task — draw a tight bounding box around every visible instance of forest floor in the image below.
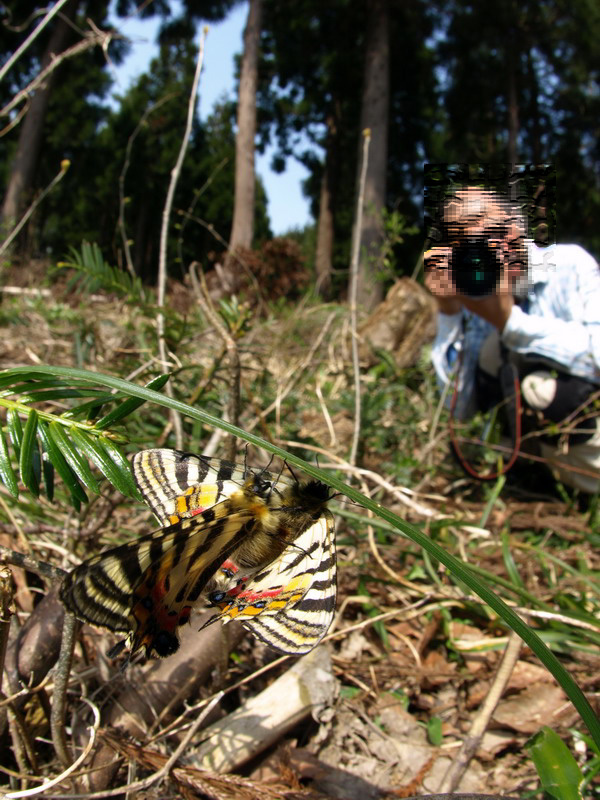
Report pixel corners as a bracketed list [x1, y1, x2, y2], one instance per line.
[0, 263, 598, 799]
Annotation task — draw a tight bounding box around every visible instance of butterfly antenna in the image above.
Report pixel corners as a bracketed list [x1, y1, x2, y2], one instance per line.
[285, 461, 300, 484]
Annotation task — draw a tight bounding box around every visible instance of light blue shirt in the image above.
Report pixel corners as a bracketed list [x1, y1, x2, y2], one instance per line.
[431, 242, 600, 418]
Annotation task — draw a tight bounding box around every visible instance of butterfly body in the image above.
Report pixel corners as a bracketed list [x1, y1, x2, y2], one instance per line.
[60, 449, 337, 660]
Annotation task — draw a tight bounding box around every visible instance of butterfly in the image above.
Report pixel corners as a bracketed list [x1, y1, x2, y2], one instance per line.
[60, 449, 336, 660]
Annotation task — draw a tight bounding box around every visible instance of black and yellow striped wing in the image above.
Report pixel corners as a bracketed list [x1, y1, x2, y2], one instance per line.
[132, 449, 253, 526]
[205, 478, 337, 655]
[61, 448, 337, 660]
[60, 503, 261, 659]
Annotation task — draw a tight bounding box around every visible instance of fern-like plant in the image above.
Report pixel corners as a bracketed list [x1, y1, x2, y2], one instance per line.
[54, 241, 147, 302]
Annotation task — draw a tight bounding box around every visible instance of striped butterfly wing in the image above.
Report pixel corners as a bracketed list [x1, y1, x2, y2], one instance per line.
[60, 483, 270, 660]
[204, 480, 337, 655]
[132, 448, 283, 612]
[133, 448, 303, 601]
[132, 449, 252, 526]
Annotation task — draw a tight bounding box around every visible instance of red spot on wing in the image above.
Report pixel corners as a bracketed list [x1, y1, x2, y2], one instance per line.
[236, 586, 283, 603]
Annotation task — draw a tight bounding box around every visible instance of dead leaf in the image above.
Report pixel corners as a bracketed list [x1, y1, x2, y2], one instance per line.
[492, 682, 566, 733]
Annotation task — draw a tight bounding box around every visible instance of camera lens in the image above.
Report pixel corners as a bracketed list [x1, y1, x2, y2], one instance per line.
[451, 239, 500, 297]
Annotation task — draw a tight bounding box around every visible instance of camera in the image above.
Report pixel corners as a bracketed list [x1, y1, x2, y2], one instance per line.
[450, 238, 501, 297]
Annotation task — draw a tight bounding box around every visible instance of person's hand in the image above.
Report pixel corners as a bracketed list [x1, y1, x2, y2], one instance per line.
[459, 267, 514, 331]
[425, 247, 515, 330]
[424, 247, 462, 315]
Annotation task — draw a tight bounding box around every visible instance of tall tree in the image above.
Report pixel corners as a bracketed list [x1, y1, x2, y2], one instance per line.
[314, 115, 337, 294]
[227, 0, 262, 260]
[1, 0, 81, 227]
[355, 0, 389, 310]
[0, 0, 238, 255]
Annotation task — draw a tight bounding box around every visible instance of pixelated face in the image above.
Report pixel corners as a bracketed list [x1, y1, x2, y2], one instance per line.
[445, 189, 526, 281]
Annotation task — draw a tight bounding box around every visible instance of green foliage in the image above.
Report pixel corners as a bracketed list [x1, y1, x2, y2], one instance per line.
[0, 371, 171, 508]
[378, 209, 419, 281]
[54, 241, 147, 301]
[427, 716, 443, 746]
[527, 726, 584, 800]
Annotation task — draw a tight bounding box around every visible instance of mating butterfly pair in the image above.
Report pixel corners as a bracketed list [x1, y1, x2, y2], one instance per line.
[60, 449, 336, 661]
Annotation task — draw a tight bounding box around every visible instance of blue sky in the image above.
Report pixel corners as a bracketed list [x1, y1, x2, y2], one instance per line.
[111, 3, 313, 235]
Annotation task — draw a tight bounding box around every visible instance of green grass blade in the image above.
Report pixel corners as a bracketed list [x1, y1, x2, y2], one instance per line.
[0, 426, 18, 498]
[501, 530, 524, 589]
[93, 373, 170, 430]
[6, 408, 23, 461]
[41, 451, 54, 502]
[479, 473, 506, 527]
[19, 409, 39, 497]
[100, 438, 140, 501]
[527, 726, 583, 800]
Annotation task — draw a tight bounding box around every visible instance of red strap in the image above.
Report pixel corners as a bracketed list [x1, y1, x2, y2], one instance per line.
[448, 351, 522, 480]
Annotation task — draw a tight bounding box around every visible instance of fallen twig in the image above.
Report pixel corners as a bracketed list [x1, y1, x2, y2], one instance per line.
[50, 613, 78, 770]
[437, 630, 522, 792]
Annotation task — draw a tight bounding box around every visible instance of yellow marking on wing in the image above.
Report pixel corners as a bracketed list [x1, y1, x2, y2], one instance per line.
[198, 485, 218, 506]
[176, 496, 189, 514]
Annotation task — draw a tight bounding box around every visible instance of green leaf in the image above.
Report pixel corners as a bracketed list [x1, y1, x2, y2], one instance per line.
[41, 451, 55, 502]
[61, 394, 118, 420]
[47, 422, 99, 495]
[19, 410, 39, 496]
[0, 426, 18, 498]
[340, 686, 362, 699]
[100, 438, 140, 501]
[527, 726, 584, 800]
[6, 409, 23, 461]
[37, 422, 87, 507]
[69, 428, 136, 498]
[0, 372, 50, 390]
[428, 716, 443, 746]
[501, 530, 524, 588]
[93, 373, 170, 430]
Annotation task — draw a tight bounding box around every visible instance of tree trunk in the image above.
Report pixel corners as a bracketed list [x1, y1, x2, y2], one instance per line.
[355, 0, 389, 311]
[506, 32, 519, 167]
[227, 0, 262, 262]
[1, 1, 77, 230]
[527, 49, 540, 164]
[315, 115, 337, 296]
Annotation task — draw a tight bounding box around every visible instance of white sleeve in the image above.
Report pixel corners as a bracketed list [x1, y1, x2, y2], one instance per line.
[502, 247, 600, 380]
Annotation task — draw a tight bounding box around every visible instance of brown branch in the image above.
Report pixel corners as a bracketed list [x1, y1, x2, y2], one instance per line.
[156, 31, 206, 450]
[0, 25, 117, 121]
[118, 93, 177, 279]
[0, 544, 66, 583]
[50, 613, 78, 770]
[347, 128, 370, 467]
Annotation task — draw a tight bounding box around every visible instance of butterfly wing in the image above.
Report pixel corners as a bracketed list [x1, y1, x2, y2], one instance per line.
[205, 509, 336, 655]
[60, 505, 258, 659]
[132, 449, 250, 526]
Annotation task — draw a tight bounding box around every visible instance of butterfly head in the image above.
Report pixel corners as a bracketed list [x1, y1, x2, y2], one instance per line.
[286, 479, 333, 516]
